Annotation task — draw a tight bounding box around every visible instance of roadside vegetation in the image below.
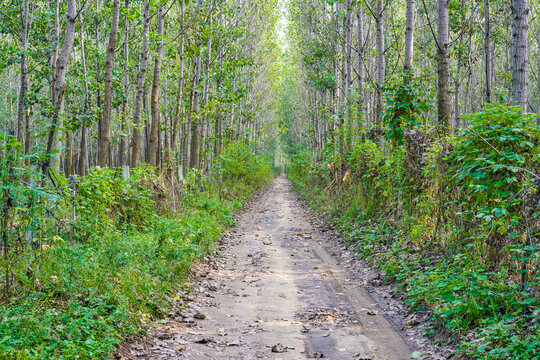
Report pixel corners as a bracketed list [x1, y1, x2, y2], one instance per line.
[287, 104, 539, 359]
[0, 141, 274, 359]
[281, 0, 539, 357]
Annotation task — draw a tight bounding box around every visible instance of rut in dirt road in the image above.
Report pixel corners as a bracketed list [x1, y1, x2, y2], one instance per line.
[122, 176, 416, 359]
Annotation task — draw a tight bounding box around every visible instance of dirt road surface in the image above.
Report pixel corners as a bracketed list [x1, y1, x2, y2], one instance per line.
[121, 176, 419, 359]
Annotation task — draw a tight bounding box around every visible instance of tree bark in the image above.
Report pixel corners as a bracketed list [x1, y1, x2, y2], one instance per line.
[78, 7, 89, 176]
[171, 0, 185, 154]
[17, 0, 30, 146]
[42, 0, 78, 177]
[375, 0, 384, 128]
[98, 0, 120, 167]
[484, 0, 491, 103]
[147, 6, 165, 167]
[189, 56, 202, 169]
[404, 0, 415, 78]
[510, 0, 529, 112]
[214, 13, 224, 157]
[119, 0, 130, 167]
[130, 0, 149, 168]
[437, 0, 451, 136]
[357, 7, 364, 122]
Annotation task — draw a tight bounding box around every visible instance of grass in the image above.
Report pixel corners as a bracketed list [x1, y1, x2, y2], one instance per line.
[0, 143, 274, 359]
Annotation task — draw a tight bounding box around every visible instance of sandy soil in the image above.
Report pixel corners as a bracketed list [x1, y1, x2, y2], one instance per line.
[119, 176, 445, 360]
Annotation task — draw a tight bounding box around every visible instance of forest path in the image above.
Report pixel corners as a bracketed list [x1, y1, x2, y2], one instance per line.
[121, 176, 415, 359]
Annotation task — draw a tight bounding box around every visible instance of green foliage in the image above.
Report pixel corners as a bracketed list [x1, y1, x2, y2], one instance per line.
[0, 143, 273, 360]
[382, 75, 432, 145]
[285, 103, 539, 359]
[219, 142, 272, 187]
[448, 104, 539, 247]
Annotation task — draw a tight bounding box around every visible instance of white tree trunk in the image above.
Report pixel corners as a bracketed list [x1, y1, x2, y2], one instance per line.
[437, 0, 451, 135]
[510, 0, 529, 112]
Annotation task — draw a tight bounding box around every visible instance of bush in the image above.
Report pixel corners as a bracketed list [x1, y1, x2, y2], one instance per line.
[286, 103, 539, 359]
[0, 142, 274, 359]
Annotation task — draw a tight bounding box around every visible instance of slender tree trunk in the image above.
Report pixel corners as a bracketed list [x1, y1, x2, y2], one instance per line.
[98, 0, 120, 167]
[119, 0, 129, 167]
[94, 0, 101, 161]
[189, 56, 202, 169]
[357, 7, 364, 126]
[510, 0, 529, 112]
[51, 0, 61, 172]
[214, 14, 224, 157]
[484, 0, 491, 103]
[202, 25, 212, 170]
[79, 8, 89, 176]
[536, 32, 540, 124]
[130, 0, 149, 168]
[17, 0, 30, 146]
[437, 0, 451, 136]
[375, 0, 384, 128]
[147, 6, 165, 167]
[345, 2, 353, 144]
[171, 0, 185, 154]
[42, 0, 78, 177]
[404, 0, 415, 78]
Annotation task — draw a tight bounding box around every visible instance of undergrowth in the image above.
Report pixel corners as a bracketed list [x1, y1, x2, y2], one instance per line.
[287, 104, 539, 359]
[0, 142, 274, 360]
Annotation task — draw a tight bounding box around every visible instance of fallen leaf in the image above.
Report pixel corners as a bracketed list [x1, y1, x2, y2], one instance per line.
[218, 328, 227, 336]
[175, 345, 186, 351]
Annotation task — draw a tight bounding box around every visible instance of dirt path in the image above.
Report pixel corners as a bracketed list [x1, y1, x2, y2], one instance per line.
[121, 176, 417, 359]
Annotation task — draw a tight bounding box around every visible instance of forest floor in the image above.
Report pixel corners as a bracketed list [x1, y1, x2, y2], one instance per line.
[119, 176, 451, 360]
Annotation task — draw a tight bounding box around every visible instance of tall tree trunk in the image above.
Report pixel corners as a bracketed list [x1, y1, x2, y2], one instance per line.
[42, 0, 78, 177]
[51, 0, 61, 172]
[214, 13, 224, 157]
[202, 24, 212, 170]
[147, 6, 165, 167]
[536, 31, 540, 124]
[79, 7, 89, 176]
[484, 0, 491, 103]
[189, 56, 202, 169]
[94, 0, 101, 162]
[171, 0, 185, 154]
[357, 7, 364, 125]
[404, 0, 415, 78]
[510, 0, 529, 112]
[345, 2, 353, 144]
[98, 0, 120, 167]
[437, 0, 451, 136]
[130, 0, 149, 168]
[17, 0, 30, 146]
[119, 0, 129, 167]
[375, 0, 384, 128]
